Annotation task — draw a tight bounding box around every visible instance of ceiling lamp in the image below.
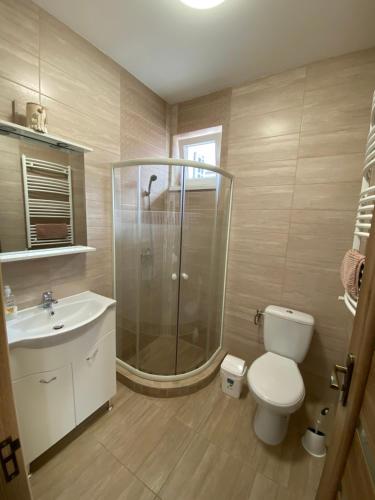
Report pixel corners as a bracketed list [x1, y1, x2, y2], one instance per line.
[179, 0, 226, 9]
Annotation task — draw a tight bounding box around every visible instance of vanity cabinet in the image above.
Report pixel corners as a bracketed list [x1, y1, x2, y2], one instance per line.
[73, 331, 116, 425]
[12, 365, 76, 465]
[9, 301, 116, 467]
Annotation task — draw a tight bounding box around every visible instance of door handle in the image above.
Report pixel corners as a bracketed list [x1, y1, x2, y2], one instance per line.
[86, 348, 99, 361]
[330, 353, 355, 406]
[40, 376, 57, 384]
[181, 273, 189, 280]
[171, 273, 178, 281]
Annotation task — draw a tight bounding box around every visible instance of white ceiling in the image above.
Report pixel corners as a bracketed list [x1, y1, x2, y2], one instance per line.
[34, 0, 375, 103]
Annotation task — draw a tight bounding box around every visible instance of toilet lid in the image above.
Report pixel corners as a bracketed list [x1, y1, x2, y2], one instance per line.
[248, 352, 305, 408]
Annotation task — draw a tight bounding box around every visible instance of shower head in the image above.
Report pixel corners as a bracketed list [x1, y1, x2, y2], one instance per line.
[145, 174, 158, 196]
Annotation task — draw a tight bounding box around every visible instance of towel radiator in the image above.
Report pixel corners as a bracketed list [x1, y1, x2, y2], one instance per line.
[340, 92, 375, 315]
[21, 155, 74, 249]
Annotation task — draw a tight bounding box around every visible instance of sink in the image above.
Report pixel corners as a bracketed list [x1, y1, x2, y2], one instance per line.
[7, 291, 116, 347]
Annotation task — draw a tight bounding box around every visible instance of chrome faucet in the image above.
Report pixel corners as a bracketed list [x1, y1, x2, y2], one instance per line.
[41, 291, 58, 315]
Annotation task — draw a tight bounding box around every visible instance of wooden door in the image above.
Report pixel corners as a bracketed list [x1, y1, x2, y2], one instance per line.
[0, 267, 32, 499]
[317, 222, 375, 499]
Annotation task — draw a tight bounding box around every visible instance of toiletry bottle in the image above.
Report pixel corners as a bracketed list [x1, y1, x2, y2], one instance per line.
[4, 285, 17, 319]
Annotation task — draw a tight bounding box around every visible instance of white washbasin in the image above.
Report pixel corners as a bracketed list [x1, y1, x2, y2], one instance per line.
[7, 291, 116, 347]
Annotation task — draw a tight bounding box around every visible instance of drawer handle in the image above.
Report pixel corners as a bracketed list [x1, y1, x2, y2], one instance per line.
[39, 376, 57, 384]
[86, 348, 99, 361]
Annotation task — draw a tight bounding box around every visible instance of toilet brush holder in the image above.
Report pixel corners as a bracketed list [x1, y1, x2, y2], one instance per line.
[301, 427, 326, 458]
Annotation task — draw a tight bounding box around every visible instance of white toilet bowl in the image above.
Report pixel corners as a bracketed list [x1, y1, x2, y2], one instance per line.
[247, 352, 305, 445]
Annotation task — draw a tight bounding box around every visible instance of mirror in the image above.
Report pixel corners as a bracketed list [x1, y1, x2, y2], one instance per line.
[0, 134, 87, 253]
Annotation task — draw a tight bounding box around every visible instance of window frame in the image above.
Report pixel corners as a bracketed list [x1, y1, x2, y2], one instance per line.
[171, 126, 222, 191]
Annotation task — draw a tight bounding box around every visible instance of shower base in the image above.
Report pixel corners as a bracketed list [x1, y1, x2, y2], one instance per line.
[116, 348, 226, 398]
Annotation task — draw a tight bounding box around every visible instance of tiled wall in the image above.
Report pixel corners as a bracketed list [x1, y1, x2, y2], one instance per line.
[0, 0, 168, 308]
[170, 89, 232, 167]
[173, 48, 375, 399]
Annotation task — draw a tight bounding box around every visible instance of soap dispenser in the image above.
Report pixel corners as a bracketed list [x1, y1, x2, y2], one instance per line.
[4, 285, 17, 319]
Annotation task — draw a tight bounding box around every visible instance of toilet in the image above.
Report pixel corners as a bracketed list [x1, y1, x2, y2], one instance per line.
[247, 305, 314, 445]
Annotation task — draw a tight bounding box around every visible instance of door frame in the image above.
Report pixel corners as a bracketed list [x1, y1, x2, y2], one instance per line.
[0, 266, 32, 499]
[317, 223, 375, 498]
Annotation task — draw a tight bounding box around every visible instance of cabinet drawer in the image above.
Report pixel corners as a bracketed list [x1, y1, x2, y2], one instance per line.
[73, 330, 116, 424]
[13, 364, 75, 465]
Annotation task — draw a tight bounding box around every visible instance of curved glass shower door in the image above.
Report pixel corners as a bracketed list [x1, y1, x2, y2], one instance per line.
[113, 160, 232, 377]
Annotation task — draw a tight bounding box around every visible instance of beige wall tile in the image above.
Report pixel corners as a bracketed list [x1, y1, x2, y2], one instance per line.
[229, 107, 303, 141]
[0, 0, 39, 56]
[305, 47, 375, 91]
[232, 77, 305, 117]
[40, 10, 119, 89]
[228, 159, 297, 186]
[233, 185, 294, 210]
[0, 36, 39, 90]
[41, 95, 120, 156]
[229, 227, 289, 256]
[292, 182, 359, 210]
[301, 83, 373, 134]
[0, 76, 39, 124]
[177, 89, 231, 133]
[0, 0, 39, 89]
[40, 60, 121, 125]
[229, 133, 300, 163]
[299, 128, 368, 157]
[287, 217, 354, 266]
[296, 153, 364, 184]
[231, 209, 291, 232]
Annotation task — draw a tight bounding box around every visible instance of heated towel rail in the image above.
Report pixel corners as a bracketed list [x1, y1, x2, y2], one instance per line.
[22, 155, 74, 249]
[341, 92, 375, 315]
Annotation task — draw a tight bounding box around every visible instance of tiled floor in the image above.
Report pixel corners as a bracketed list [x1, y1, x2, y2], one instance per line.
[30, 376, 324, 500]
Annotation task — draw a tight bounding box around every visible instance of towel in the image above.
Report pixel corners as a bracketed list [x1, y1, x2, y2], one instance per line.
[36, 223, 68, 240]
[340, 249, 365, 299]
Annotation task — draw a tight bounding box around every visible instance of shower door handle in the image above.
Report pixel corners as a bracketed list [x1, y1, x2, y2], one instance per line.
[171, 273, 178, 281]
[181, 273, 189, 280]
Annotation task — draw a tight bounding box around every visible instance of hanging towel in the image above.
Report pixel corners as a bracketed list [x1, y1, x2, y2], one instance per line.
[340, 249, 365, 299]
[36, 223, 68, 240]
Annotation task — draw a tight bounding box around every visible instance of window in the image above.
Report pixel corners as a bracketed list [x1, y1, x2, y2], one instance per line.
[172, 126, 222, 190]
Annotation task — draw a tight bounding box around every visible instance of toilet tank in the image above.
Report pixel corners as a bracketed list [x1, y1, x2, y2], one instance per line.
[263, 305, 314, 363]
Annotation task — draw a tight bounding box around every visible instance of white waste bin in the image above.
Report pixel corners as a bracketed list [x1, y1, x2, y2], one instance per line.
[220, 354, 247, 398]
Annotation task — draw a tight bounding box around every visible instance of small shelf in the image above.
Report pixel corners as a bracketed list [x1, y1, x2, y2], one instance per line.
[0, 246, 96, 263]
[0, 119, 93, 153]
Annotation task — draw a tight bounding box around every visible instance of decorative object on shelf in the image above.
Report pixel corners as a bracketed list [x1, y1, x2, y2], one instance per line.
[26, 102, 48, 134]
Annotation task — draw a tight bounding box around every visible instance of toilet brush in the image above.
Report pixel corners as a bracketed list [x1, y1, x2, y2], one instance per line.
[302, 407, 329, 457]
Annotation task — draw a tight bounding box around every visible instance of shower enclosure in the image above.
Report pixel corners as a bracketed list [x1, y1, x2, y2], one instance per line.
[113, 159, 233, 379]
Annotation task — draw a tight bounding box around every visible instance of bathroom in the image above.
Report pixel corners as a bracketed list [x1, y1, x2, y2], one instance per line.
[0, 0, 375, 498]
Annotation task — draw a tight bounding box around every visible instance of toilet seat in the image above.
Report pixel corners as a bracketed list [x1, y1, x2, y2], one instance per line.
[248, 352, 305, 411]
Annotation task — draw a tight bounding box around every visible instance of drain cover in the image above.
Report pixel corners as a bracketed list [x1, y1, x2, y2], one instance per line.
[53, 324, 64, 330]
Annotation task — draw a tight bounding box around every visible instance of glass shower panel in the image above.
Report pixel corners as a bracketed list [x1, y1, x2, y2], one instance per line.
[176, 168, 222, 374]
[138, 164, 182, 375]
[113, 166, 140, 367]
[206, 175, 231, 359]
[114, 164, 183, 375]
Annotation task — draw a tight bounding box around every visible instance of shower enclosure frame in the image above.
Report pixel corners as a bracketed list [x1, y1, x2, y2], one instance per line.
[112, 158, 233, 381]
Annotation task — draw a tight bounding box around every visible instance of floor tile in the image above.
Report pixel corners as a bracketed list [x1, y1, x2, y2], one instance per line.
[136, 417, 194, 493]
[29, 376, 324, 500]
[159, 433, 255, 500]
[248, 473, 279, 500]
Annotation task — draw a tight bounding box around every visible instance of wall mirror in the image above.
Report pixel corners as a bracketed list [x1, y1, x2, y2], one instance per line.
[0, 134, 87, 254]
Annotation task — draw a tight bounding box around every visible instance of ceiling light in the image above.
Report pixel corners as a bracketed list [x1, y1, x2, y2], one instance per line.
[179, 0, 226, 9]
